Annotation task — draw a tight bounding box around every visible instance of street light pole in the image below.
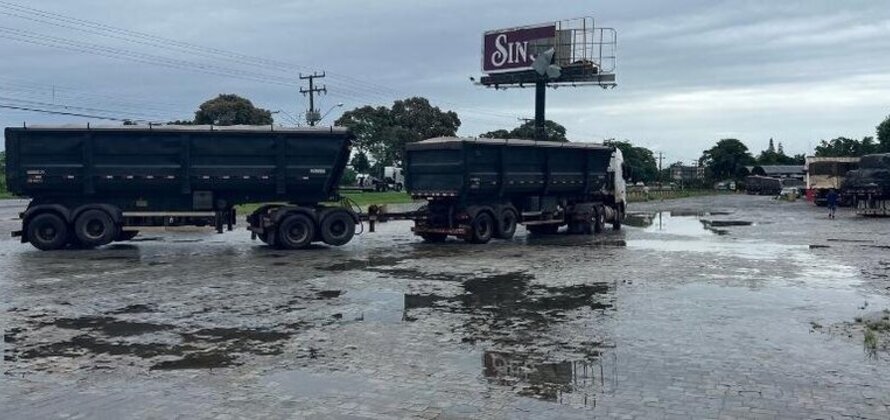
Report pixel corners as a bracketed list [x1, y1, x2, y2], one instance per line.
[320, 103, 344, 124]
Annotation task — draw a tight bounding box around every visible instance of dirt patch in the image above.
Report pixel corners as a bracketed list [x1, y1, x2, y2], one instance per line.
[18, 335, 194, 360]
[106, 304, 156, 314]
[317, 290, 342, 299]
[150, 351, 238, 370]
[50, 316, 174, 337]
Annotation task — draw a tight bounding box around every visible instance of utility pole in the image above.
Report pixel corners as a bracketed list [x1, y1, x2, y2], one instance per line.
[657, 152, 664, 184]
[300, 72, 326, 126]
[534, 81, 546, 141]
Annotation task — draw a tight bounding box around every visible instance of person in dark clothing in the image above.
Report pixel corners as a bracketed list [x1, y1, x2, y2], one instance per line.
[826, 189, 839, 219]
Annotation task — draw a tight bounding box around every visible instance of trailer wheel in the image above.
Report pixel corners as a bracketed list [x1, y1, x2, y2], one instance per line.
[277, 214, 315, 250]
[320, 210, 356, 246]
[468, 212, 494, 244]
[259, 231, 276, 246]
[27, 213, 69, 251]
[612, 205, 623, 231]
[419, 233, 447, 243]
[593, 207, 605, 234]
[74, 209, 117, 247]
[494, 209, 518, 239]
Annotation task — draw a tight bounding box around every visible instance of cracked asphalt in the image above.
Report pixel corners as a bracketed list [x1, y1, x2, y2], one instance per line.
[2, 195, 890, 419]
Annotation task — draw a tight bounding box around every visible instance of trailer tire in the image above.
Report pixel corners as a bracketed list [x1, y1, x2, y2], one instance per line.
[74, 209, 117, 247]
[420, 233, 447, 243]
[27, 213, 69, 251]
[277, 214, 315, 250]
[612, 205, 623, 231]
[593, 207, 605, 234]
[320, 210, 356, 246]
[259, 231, 276, 246]
[468, 212, 494, 244]
[494, 208, 518, 239]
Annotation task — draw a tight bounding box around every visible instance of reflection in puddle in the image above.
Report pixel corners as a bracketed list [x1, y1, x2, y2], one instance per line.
[399, 271, 612, 404]
[483, 351, 602, 406]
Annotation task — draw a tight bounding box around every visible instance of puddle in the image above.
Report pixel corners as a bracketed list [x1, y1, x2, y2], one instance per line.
[319, 255, 405, 272]
[627, 212, 804, 260]
[483, 351, 602, 405]
[342, 289, 405, 323]
[404, 271, 612, 349]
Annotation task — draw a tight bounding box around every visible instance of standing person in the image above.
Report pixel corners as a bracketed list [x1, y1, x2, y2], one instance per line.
[826, 189, 839, 219]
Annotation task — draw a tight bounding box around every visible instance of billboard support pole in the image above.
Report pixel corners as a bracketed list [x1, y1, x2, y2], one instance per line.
[535, 80, 546, 141]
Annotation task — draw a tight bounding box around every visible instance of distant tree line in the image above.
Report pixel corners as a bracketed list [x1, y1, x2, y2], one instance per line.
[480, 120, 568, 142]
[165, 94, 274, 126]
[697, 114, 890, 183]
[160, 93, 890, 187]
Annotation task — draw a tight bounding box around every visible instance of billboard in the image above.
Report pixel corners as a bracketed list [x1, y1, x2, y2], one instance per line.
[482, 24, 556, 73]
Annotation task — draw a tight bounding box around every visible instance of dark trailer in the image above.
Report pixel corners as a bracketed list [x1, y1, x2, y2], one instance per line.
[5, 125, 358, 250]
[843, 153, 890, 216]
[405, 137, 626, 243]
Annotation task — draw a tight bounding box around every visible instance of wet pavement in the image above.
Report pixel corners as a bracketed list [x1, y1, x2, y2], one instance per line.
[2, 195, 890, 419]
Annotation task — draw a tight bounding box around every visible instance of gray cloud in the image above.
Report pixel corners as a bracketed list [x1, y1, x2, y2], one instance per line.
[1, 0, 889, 163]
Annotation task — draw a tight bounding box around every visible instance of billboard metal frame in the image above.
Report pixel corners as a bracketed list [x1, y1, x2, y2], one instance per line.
[479, 16, 617, 88]
[476, 16, 618, 142]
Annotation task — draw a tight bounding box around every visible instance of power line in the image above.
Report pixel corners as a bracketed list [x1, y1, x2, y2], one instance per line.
[0, 0, 522, 122]
[0, 103, 155, 122]
[0, 95, 175, 120]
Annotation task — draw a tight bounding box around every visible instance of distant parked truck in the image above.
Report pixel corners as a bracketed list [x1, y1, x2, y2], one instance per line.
[5, 125, 358, 250]
[805, 156, 860, 206]
[842, 153, 890, 216]
[404, 137, 626, 243]
[379, 166, 405, 192]
[745, 175, 782, 196]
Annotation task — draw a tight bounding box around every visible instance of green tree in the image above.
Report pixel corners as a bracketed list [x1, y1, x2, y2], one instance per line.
[340, 167, 357, 186]
[479, 129, 512, 139]
[480, 120, 568, 142]
[350, 151, 371, 174]
[878, 114, 890, 152]
[610, 140, 658, 183]
[814, 136, 876, 157]
[699, 139, 755, 181]
[757, 139, 797, 165]
[335, 97, 460, 166]
[193, 94, 273, 126]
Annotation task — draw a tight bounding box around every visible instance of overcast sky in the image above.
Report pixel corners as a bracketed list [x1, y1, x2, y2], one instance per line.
[1, 0, 889, 163]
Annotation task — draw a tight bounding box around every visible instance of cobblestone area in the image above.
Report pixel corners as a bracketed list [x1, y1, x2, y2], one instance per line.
[2, 195, 890, 418]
